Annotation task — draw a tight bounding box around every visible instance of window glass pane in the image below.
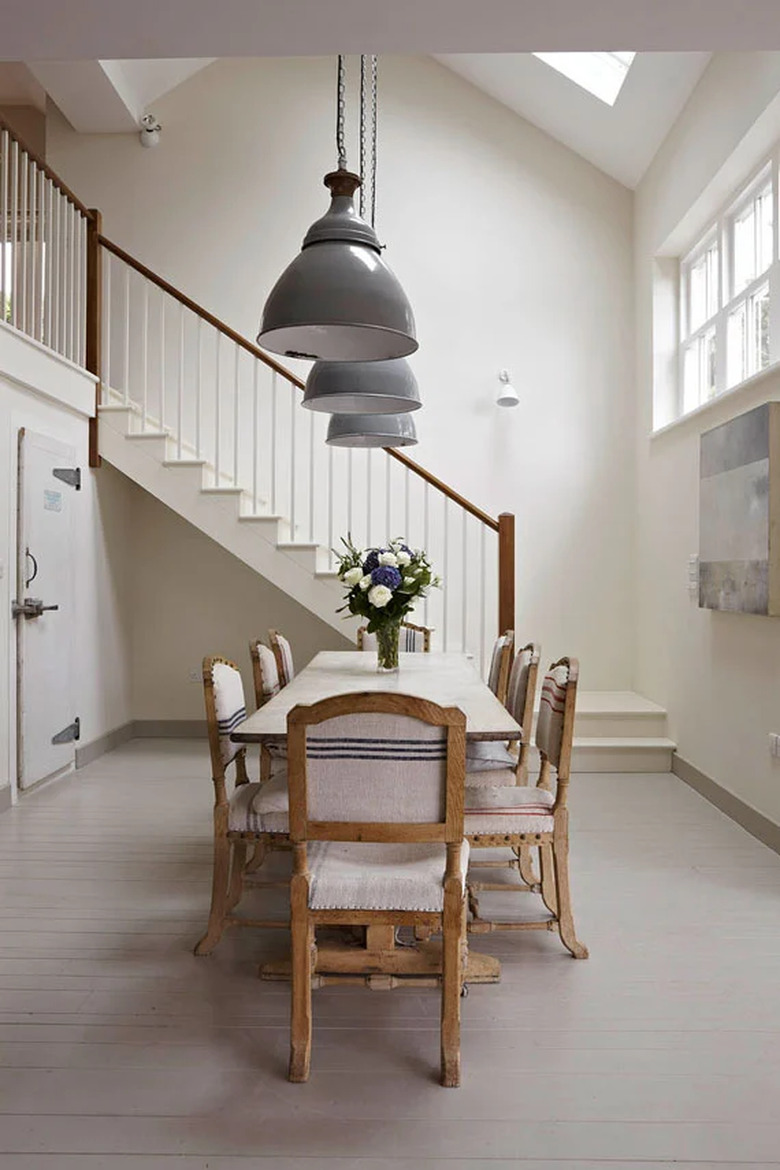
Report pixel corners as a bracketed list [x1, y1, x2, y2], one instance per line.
[683, 342, 699, 413]
[733, 203, 755, 294]
[752, 283, 770, 374]
[727, 301, 746, 387]
[683, 327, 717, 413]
[704, 327, 717, 400]
[688, 241, 718, 333]
[757, 186, 774, 274]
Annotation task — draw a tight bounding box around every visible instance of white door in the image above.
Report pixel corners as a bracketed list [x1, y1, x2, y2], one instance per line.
[15, 428, 78, 790]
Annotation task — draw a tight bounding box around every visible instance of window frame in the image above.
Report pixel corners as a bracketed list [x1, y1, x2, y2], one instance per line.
[678, 155, 780, 420]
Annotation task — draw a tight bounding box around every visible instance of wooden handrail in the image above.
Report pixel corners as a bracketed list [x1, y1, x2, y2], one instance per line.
[0, 115, 95, 221]
[98, 232, 500, 533]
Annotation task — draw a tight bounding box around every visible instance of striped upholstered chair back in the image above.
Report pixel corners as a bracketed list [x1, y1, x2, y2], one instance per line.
[505, 642, 541, 735]
[487, 630, 515, 705]
[357, 621, 432, 653]
[535, 657, 578, 775]
[268, 629, 295, 687]
[286, 694, 467, 842]
[249, 638, 282, 709]
[203, 657, 247, 777]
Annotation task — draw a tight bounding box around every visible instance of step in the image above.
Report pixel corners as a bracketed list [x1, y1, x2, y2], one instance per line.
[570, 736, 675, 773]
[543, 691, 669, 739]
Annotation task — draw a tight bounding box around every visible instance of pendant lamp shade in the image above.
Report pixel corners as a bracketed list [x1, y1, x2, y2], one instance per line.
[257, 171, 417, 362]
[326, 411, 418, 448]
[303, 357, 420, 414]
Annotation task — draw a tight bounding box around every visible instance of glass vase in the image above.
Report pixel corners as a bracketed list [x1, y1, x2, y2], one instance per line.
[375, 619, 401, 672]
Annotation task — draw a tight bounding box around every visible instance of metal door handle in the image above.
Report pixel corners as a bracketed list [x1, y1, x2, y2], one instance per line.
[11, 598, 59, 619]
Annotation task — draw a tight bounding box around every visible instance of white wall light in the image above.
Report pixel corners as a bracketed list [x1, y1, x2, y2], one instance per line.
[496, 369, 519, 408]
[139, 112, 161, 148]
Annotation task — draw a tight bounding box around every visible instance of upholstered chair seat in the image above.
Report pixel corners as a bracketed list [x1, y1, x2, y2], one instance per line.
[228, 770, 289, 834]
[464, 784, 555, 836]
[305, 840, 469, 912]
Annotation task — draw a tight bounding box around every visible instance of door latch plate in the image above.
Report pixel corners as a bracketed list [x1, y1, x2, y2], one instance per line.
[52, 717, 80, 745]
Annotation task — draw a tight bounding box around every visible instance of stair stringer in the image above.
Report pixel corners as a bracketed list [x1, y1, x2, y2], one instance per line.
[98, 409, 355, 640]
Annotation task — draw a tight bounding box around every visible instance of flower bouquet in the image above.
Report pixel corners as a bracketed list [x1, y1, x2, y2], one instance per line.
[335, 536, 442, 671]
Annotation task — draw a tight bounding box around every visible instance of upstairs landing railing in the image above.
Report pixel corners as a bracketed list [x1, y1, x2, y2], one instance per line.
[0, 117, 515, 670]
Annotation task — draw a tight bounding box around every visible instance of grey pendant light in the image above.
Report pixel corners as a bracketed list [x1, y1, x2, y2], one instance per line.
[257, 56, 416, 363]
[326, 411, 418, 448]
[303, 357, 421, 414]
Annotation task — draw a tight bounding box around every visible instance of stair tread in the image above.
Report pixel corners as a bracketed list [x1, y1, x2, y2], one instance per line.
[163, 459, 207, 468]
[564, 691, 667, 716]
[238, 514, 283, 522]
[572, 736, 676, 749]
[201, 486, 243, 494]
[125, 430, 170, 440]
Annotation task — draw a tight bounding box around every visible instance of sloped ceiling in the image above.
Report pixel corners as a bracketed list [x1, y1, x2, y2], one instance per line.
[436, 53, 712, 188]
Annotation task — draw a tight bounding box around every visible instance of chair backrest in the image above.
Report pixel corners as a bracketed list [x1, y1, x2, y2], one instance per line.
[357, 621, 432, 653]
[286, 692, 466, 845]
[268, 628, 295, 687]
[202, 656, 247, 783]
[506, 641, 541, 738]
[487, 630, 515, 705]
[249, 638, 281, 708]
[535, 656, 578, 777]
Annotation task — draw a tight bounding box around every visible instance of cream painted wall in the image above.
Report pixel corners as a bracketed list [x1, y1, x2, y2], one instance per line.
[129, 483, 353, 721]
[635, 52, 780, 824]
[0, 325, 133, 799]
[48, 53, 635, 688]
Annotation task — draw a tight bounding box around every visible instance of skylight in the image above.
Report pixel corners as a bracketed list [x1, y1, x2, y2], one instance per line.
[532, 52, 636, 106]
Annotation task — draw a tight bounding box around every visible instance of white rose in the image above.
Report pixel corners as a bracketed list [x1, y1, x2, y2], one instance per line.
[359, 574, 373, 591]
[378, 551, 398, 566]
[343, 566, 363, 586]
[368, 584, 393, 608]
[396, 551, 411, 566]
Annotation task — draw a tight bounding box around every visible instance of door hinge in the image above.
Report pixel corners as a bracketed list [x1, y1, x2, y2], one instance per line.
[52, 717, 80, 745]
[53, 467, 81, 490]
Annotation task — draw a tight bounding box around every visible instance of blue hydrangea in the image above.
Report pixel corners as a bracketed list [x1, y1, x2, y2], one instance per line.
[363, 549, 382, 574]
[371, 565, 402, 590]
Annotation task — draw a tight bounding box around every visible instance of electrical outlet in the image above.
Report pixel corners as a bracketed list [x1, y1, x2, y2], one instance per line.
[188, 667, 201, 684]
[769, 733, 780, 758]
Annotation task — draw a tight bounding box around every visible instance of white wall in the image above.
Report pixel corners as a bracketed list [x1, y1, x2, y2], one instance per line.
[48, 54, 636, 688]
[129, 484, 353, 722]
[635, 52, 780, 824]
[0, 324, 134, 801]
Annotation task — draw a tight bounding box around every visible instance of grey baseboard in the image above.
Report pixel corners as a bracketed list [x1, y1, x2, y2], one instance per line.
[75, 721, 135, 768]
[0, 785, 12, 813]
[673, 753, 780, 855]
[132, 719, 208, 738]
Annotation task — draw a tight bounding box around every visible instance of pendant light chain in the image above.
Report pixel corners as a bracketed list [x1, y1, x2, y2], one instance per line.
[370, 55, 378, 230]
[336, 54, 348, 170]
[359, 55, 368, 219]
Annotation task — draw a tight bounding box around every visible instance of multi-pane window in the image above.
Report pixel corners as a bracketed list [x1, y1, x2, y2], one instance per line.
[679, 164, 778, 418]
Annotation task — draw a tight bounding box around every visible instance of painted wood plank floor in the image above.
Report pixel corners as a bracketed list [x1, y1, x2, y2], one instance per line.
[1, 738, 780, 1169]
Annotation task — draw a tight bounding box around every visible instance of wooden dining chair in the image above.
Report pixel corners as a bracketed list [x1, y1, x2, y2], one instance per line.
[357, 620, 433, 652]
[268, 628, 295, 687]
[464, 657, 588, 960]
[487, 629, 515, 705]
[286, 692, 469, 1087]
[466, 641, 541, 786]
[249, 637, 287, 783]
[194, 656, 289, 956]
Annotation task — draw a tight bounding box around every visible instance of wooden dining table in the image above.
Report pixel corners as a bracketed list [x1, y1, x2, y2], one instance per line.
[231, 650, 520, 987]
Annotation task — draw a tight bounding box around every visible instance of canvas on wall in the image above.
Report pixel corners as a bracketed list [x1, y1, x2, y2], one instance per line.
[699, 402, 780, 614]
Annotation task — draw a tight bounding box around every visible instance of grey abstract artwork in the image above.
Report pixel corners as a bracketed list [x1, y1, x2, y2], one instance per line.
[699, 404, 773, 614]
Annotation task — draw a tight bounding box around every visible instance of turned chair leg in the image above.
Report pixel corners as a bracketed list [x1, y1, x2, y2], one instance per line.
[289, 876, 313, 1082]
[194, 832, 232, 956]
[441, 891, 463, 1087]
[551, 815, 588, 959]
[227, 840, 247, 911]
[245, 839, 266, 874]
[516, 844, 540, 888]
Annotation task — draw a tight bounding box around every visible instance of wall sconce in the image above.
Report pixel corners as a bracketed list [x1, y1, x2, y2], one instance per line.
[496, 369, 519, 408]
[139, 113, 162, 148]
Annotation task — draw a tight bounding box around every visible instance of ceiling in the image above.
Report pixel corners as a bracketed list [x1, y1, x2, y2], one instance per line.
[2, 0, 780, 58]
[437, 52, 713, 187]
